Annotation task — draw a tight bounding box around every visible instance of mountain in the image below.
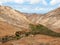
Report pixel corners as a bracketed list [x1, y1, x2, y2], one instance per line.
[0, 6, 60, 45]
[0, 6, 32, 28]
[27, 7, 60, 33]
[0, 6, 31, 36]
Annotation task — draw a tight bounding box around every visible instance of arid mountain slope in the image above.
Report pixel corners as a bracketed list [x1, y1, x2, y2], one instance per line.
[0, 6, 32, 37]
[0, 6, 60, 33]
[0, 6, 31, 29]
[26, 14, 43, 24]
[27, 7, 60, 33]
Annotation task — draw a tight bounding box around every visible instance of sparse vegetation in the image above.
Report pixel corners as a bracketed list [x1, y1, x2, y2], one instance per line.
[29, 24, 60, 37]
[1, 36, 9, 43]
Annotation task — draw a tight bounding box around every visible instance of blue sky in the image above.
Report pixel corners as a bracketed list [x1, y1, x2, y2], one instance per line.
[0, 0, 60, 14]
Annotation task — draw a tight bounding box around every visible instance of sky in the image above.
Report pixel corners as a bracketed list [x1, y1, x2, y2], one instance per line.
[0, 0, 60, 14]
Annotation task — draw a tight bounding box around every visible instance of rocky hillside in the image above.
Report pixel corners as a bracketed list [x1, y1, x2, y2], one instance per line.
[26, 7, 60, 33]
[0, 6, 31, 37]
[0, 6, 31, 29]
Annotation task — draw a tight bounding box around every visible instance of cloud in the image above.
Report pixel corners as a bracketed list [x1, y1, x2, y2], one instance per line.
[0, 0, 12, 2]
[0, 0, 40, 4]
[0, 2, 2, 5]
[28, 0, 47, 5]
[0, 0, 47, 5]
[13, 0, 41, 4]
[1, 0, 60, 6]
[42, 0, 47, 5]
[50, 0, 60, 5]
[13, 0, 25, 4]
[27, 0, 41, 4]
[0, 0, 25, 4]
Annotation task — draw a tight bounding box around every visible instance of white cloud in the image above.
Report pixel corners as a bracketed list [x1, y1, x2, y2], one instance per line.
[13, 0, 25, 4]
[42, 0, 47, 5]
[14, 0, 41, 4]
[0, 0, 25, 4]
[0, 0, 47, 5]
[0, 0, 12, 2]
[0, 2, 2, 5]
[27, 0, 47, 5]
[27, 0, 41, 4]
[50, 0, 60, 5]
